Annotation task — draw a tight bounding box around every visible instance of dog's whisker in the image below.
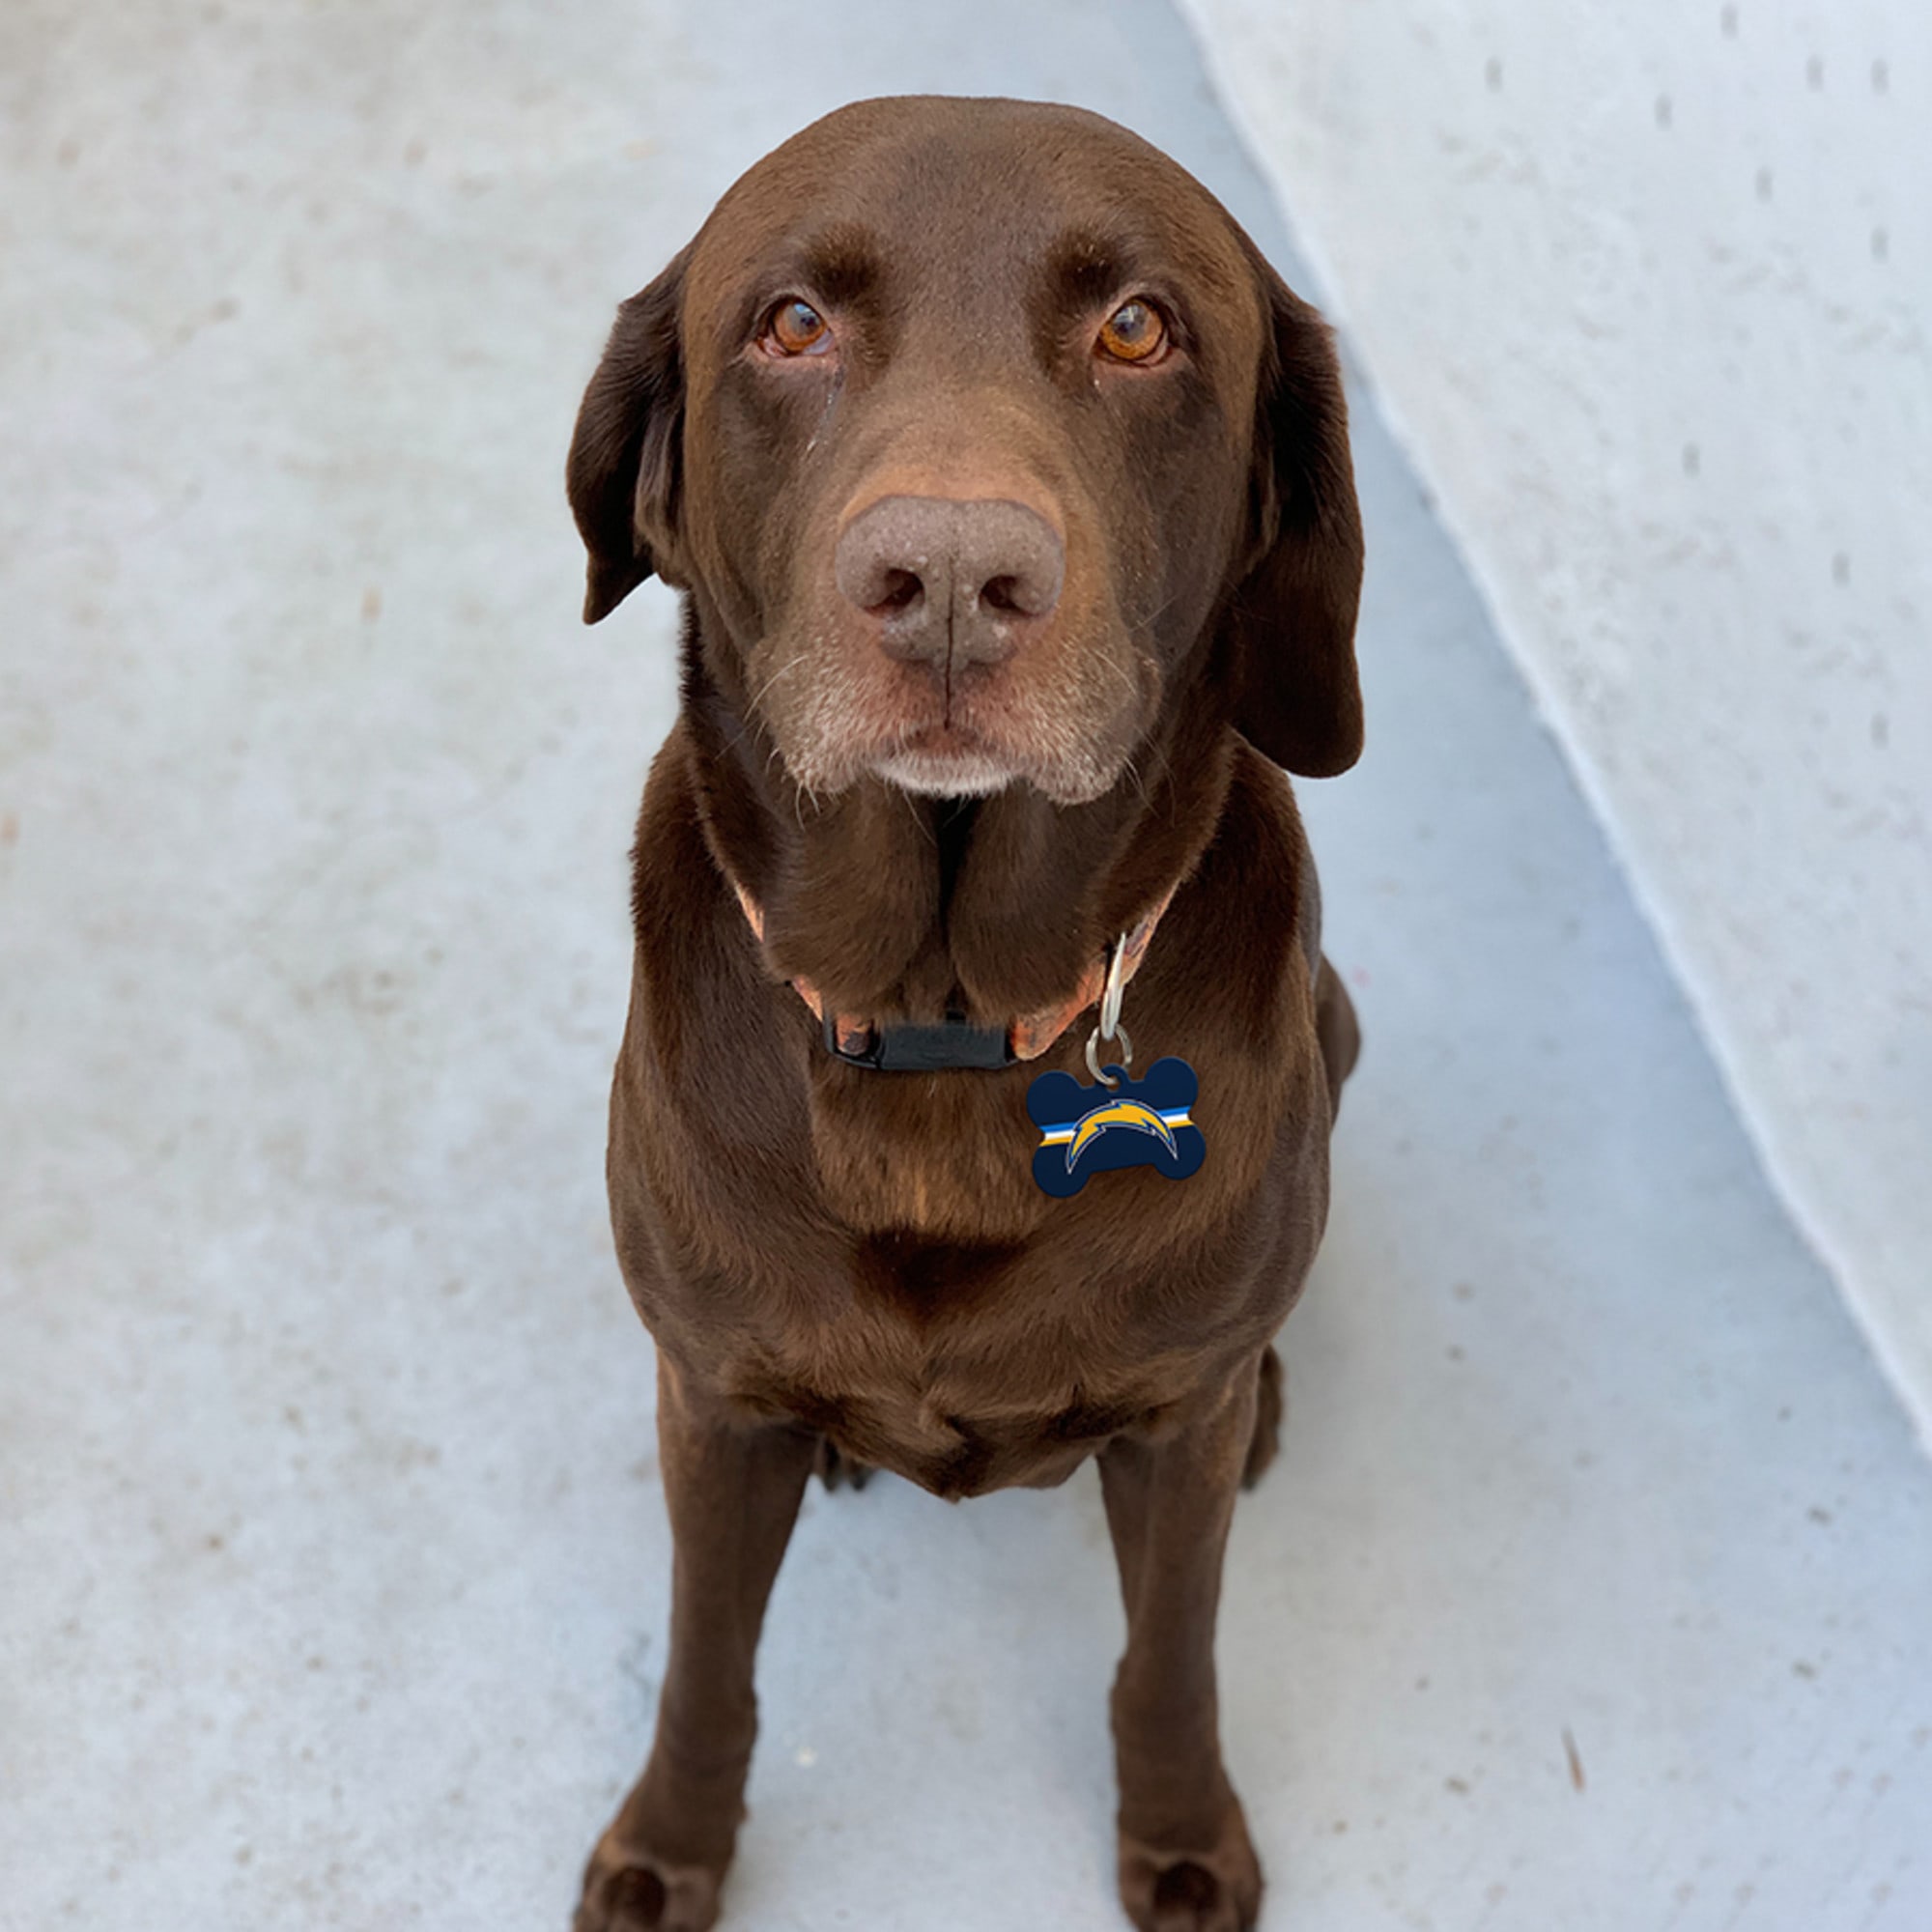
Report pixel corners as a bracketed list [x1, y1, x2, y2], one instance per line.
[749, 651, 810, 713]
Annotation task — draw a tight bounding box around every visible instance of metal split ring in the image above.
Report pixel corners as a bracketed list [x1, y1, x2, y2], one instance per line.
[1085, 1020, 1133, 1087]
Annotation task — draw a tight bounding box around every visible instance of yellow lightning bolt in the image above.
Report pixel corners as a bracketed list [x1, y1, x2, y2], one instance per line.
[1066, 1097, 1179, 1172]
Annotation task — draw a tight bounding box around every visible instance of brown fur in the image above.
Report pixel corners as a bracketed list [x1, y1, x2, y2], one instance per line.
[566, 97, 1364, 1932]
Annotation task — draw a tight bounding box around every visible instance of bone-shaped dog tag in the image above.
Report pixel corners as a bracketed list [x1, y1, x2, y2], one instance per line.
[1025, 1057, 1206, 1199]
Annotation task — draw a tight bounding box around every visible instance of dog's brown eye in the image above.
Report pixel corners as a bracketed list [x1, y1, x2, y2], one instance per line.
[1096, 298, 1168, 364]
[764, 298, 833, 356]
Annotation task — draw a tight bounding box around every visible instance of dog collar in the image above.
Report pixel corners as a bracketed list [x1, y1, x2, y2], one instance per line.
[728, 879, 1174, 1072]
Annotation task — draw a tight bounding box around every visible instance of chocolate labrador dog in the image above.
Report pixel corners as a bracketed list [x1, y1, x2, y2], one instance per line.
[565, 96, 1363, 1932]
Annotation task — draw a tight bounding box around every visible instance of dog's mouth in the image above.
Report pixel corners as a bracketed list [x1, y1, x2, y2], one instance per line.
[764, 631, 1138, 808]
[871, 724, 1019, 799]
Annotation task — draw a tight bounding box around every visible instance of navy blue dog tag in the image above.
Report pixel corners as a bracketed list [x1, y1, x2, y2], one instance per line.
[1026, 1057, 1206, 1198]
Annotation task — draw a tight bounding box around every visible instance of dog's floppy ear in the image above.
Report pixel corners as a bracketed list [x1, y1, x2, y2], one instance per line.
[1227, 255, 1365, 777]
[565, 245, 692, 623]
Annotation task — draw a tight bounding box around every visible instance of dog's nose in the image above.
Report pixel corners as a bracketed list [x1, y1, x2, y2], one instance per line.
[835, 496, 1064, 668]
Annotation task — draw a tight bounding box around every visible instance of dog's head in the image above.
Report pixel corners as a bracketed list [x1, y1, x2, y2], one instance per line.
[569, 97, 1363, 805]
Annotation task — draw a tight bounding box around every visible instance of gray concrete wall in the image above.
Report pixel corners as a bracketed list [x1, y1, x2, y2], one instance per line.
[1179, 0, 1932, 1442]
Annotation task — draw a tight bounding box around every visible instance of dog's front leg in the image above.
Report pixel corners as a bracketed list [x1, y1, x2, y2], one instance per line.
[577, 1353, 816, 1932]
[1098, 1365, 1264, 1932]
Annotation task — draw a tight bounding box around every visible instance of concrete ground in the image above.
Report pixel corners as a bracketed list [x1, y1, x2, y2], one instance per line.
[3, 3, 1928, 1929]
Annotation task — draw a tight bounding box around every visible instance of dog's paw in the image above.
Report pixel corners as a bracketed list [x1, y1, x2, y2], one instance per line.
[575, 1840, 723, 1932]
[812, 1435, 874, 1492]
[1117, 1804, 1263, 1932]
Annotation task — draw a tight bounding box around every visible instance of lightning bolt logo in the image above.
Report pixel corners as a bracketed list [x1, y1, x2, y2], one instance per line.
[1061, 1097, 1184, 1173]
[1027, 1057, 1203, 1198]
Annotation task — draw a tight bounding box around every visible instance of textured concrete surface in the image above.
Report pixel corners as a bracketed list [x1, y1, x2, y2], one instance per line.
[1179, 0, 1932, 1442]
[3, 4, 1929, 1931]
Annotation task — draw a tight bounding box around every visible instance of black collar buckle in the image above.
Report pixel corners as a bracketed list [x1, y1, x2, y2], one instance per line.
[823, 1009, 1017, 1072]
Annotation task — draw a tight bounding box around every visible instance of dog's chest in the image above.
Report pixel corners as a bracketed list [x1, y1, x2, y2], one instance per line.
[721, 1229, 1222, 1498]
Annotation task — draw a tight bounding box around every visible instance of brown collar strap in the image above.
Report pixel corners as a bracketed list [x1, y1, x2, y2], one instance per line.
[729, 877, 1175, 1070]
